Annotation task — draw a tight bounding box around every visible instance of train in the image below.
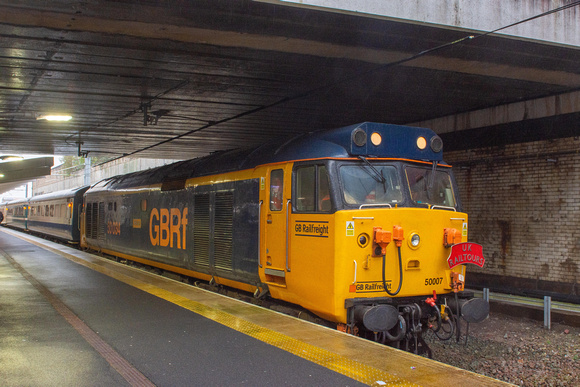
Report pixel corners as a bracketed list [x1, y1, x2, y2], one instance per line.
[2, 122, 489, 356]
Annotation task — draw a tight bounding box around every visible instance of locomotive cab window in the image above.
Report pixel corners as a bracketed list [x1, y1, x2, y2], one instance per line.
[405, 166, 456, 208]
[269, 169, 284, 211]
[294, 165, 331, 213]
[340, 164, 403, 205]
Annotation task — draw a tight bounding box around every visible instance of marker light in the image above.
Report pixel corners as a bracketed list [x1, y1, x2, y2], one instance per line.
[370, 132, 382, 146]
[416, 136, 427, 150]
[37, 115, 72, 121]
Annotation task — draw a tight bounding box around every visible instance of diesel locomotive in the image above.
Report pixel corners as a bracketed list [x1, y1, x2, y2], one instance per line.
[3, 122, 489, 356]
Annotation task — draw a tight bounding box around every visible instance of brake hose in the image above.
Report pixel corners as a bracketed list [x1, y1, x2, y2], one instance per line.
[382, 246, 403, 296]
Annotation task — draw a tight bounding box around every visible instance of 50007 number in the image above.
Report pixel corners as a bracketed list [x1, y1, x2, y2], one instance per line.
[425, 277, 443, 286]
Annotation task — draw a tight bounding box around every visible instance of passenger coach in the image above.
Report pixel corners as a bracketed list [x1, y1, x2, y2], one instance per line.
[28, 186, 89, 242]
[4, 198, 29, 230]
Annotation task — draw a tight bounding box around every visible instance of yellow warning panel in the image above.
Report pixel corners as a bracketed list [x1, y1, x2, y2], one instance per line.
[346, 221, 355, 236]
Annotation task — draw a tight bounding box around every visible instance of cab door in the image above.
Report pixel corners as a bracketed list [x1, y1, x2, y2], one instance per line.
[263, 166, 291, 284]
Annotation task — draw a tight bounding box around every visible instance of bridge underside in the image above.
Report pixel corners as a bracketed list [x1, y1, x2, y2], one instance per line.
[0, 0, 578, 160]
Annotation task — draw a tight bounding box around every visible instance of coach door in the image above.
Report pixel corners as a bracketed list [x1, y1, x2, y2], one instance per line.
[263, 166, 291, 284]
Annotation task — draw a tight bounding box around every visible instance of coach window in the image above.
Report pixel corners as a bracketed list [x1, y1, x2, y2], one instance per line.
[45, 205, 49, 216]
[50, 205, 54, 216]
[270, 169, 284, 211]
[295, 165, 331, 212]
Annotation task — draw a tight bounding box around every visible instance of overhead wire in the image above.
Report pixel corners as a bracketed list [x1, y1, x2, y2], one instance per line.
[104, 1, 580, 163]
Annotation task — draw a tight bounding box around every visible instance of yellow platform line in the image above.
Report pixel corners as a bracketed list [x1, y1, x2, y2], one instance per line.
[5, 230, 417, 386]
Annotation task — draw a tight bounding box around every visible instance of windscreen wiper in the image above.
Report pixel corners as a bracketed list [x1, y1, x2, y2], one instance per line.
[426, 161, 437, 200]
[358, 156, 387, 192]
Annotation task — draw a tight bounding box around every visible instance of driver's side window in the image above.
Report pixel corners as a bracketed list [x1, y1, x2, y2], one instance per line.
[294, 165, 331, 212]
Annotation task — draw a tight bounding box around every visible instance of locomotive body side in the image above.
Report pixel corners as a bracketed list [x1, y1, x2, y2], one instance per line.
[81, 169, 262, 293]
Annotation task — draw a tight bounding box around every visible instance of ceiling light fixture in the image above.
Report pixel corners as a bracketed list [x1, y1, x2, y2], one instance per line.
[37, 115, 72, 121]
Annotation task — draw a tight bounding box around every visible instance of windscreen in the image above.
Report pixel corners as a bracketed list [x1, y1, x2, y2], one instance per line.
[405, 166, 456, 208]
[340, 165, 403, 205]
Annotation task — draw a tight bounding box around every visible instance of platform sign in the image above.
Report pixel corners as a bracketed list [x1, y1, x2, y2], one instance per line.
[447, 242, 485, 269]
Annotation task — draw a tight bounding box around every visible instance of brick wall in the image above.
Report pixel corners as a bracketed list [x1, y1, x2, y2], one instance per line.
[445, 136, 580, 301]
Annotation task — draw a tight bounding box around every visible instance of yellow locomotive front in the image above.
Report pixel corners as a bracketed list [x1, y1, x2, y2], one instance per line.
[332, 159, 488, 355]
[259, 123, 488, 356]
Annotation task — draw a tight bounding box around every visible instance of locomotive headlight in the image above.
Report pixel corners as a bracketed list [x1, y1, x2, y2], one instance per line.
[430, 135, 443, 153]
[408, 233, 421, 249]
[352, 128, 367, 147]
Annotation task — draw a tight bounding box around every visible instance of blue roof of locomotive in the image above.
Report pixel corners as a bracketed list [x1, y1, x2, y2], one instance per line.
[93, 122, 443, 190]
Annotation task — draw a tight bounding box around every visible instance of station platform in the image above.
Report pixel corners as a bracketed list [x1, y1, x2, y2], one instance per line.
[0, 227, 508, 386]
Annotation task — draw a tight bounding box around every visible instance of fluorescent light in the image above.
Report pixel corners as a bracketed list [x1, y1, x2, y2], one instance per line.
[0, 155, 24, 161]
[37, 115, 72, 121]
